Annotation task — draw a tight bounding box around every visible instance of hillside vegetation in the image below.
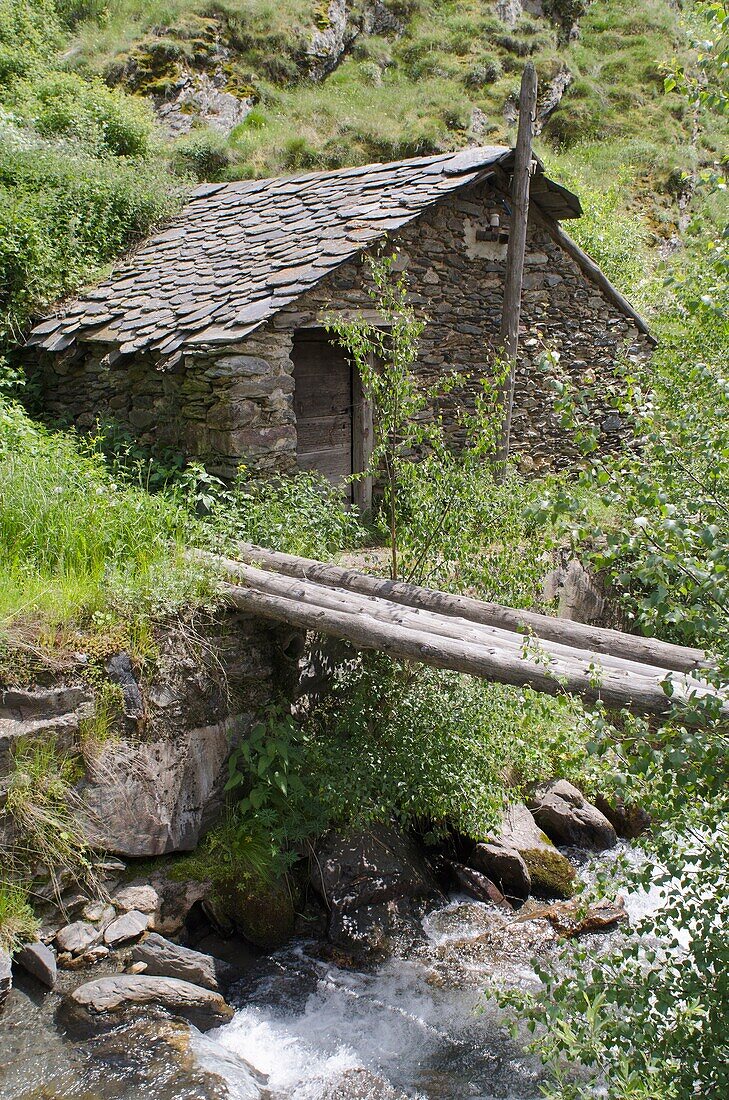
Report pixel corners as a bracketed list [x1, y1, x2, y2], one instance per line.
[0, 0, 725, 359]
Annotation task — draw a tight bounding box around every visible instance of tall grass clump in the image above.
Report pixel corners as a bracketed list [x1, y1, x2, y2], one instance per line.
[0, 882, 38, 953]
[0, 401, 208, 628]
[3, 736, 92, 897]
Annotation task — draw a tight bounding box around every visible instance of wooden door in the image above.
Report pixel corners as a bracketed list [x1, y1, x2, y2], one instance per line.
[293, 333, 353, 487]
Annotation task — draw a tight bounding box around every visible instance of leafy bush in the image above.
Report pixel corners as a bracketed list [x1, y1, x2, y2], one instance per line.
[0, 0, 62, 85]
[305, 659, 594, 839]
[203, 470, 367, 559]
[13, 71, 155, 157]
[0, 129, 178, 348]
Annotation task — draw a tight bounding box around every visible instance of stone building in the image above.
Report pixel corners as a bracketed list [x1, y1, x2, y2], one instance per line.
[25, 146, 652, 503]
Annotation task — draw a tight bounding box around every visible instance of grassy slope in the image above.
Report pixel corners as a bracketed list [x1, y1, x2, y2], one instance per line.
[2, 0, 724, 346]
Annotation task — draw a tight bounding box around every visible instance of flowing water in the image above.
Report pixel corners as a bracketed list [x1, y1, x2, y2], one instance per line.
[0, 844, 660, 1100]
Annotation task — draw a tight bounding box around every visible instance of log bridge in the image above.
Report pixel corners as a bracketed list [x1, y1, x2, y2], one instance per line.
[201, 543, 725, 719]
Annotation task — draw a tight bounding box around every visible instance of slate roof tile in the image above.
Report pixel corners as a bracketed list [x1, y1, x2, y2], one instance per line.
[27, 146, 582, 356]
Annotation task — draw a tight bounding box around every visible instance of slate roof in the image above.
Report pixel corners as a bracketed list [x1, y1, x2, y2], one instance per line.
[28, 145, 583, 358]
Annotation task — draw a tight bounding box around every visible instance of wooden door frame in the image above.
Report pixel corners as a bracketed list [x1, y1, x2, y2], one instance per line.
[352, 357, 374, 515]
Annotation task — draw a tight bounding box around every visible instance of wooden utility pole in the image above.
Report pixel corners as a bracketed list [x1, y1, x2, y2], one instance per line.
[495, 61, 538, 474]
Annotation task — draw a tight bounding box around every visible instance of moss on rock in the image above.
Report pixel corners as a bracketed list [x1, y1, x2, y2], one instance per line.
[521, 846, 576, 899]
[215, 875, 296, 950]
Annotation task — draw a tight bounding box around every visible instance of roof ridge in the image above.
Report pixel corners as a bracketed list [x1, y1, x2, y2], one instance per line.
[188, 146, 512, 201]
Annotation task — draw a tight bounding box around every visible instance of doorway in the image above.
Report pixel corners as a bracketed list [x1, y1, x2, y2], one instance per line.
[292, 330, 372, 511]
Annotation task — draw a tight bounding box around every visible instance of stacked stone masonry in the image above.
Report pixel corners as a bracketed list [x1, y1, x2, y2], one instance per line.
[28, 179, 650, 479]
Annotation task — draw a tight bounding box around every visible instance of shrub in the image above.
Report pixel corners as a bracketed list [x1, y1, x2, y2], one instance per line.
[305, 660, 594, 839]
[0, 0, 62, 86]
[13, 71, 155, 157]
[0, 130, 178, 347]
[171, 129, 232, 181]
[204, 470, 367, 560]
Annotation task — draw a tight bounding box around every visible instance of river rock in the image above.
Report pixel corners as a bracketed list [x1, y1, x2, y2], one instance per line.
[594, 793, 651, 839]
[56, 921, 101, 955]
[15, 942, 57, 989]
[112, 883, 160, 914]
[498, 804, 576, 899]
[530, 781, 617, 851]
[82, 900, 116, 927]
[104, 910, 150, 946]
[516, 895, 628, 937]
[468, 840, 531, 903]
[315, 1067, 408, 1099]
[68, 974, 234, 1031]
[131, 933, 237, 992]
[449, 863, 511, 909]
[312, 825, 444, 954]
[0, 950, 11, 1009]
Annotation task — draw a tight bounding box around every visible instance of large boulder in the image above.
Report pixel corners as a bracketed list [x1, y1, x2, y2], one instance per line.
[468, 840, 531, 903]
[81, 718, 244, 857]
[131, 933, 237, 993]
[311, 825, 444, 954]
[68, 975, 234, 1032]
[497, 804, 576, 899]
[530, 781, 618, 851]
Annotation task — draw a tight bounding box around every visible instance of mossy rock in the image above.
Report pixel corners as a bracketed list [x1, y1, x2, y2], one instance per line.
[521, 847, 576, 899]
[215, 876, 296, 951]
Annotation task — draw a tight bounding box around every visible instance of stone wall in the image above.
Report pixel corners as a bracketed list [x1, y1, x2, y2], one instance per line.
[26, 179, 651, 478]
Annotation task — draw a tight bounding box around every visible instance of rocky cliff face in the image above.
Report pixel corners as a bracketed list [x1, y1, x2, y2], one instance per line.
[0, 611, 297, 862]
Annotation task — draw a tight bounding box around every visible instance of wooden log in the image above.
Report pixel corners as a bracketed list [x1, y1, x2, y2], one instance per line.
[218, 556, 681, 684]
[219, 543, 709, 674]
[495, 61, 538, 471]
[221, 581, 723, 717]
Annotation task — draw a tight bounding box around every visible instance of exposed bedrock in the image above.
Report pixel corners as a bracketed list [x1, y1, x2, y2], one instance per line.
[1, 611, 296, 860]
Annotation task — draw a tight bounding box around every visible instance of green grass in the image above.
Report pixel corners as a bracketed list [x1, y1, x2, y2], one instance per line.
[0, 882, 38, 954]
[0, 400, 211, 633]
